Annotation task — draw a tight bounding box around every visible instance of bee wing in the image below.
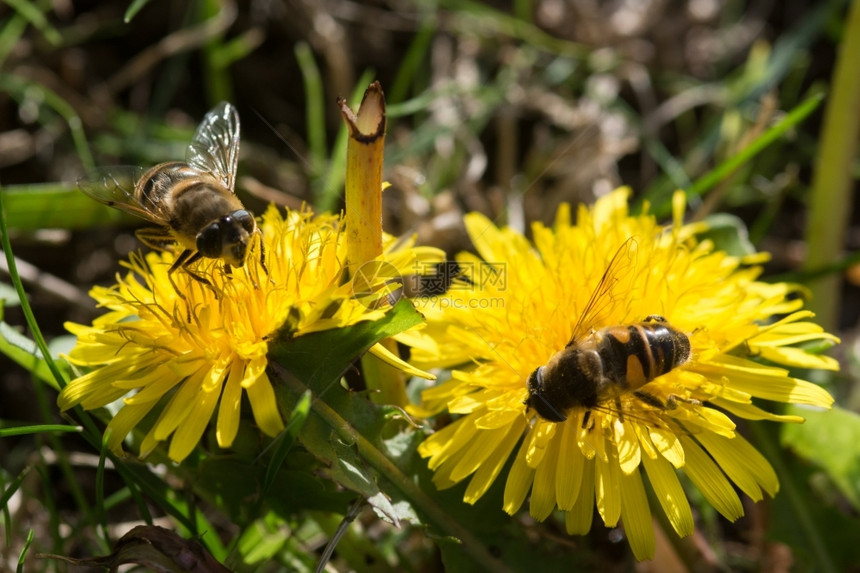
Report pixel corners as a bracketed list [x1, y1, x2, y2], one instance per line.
[185, 101, 240, 192]
[78, 166, 165, 225]
[565, 237, 637, 347]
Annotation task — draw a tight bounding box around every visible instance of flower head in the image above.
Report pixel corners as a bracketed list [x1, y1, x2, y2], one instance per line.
[408, 188, 838, 560]
[59, 205, 439, 462]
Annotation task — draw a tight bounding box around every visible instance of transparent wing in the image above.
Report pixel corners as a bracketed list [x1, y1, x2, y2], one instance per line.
[185, 101, 240, 192]
[566, 237, 637, 347]
[77, 166, 165, 225]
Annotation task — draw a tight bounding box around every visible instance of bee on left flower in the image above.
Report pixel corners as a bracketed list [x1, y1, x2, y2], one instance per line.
[79, 102, 263, 286]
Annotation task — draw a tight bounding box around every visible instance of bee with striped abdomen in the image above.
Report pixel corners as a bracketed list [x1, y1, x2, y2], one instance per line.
[79, 102, 262, 285]
[525, 240, 692, 423]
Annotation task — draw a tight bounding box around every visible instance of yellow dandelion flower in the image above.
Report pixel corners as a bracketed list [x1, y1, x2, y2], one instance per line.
[408, 188, 838, 561]
[59, 205, 441, 463]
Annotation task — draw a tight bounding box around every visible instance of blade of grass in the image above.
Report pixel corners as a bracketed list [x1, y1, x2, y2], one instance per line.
[0, 467, 29, 520]
[641, 89, 825, 217]
[0, 424, 81, 437]
[295, 42, 327, 197]
[803, 0, 860, 332]
[3, 0, 61, 46]
[388, 14, 436, 105]
[16, 529, 34, 573]
[0, 11, 27, 67]
[96, 442, 110, 544]
[209, 28, 264, 69]
[685, 90, 824, 201]
[124, 0, 152, 23]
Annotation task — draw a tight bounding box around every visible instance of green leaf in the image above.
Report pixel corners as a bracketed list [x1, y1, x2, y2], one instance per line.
[268, 300, 515, 570]
[0, 321, 69, 389]
[269, 298, 424, 388]
[1, 185, 132, 232]
[263, 390, 312, 495]
[698, 213, 757, 257]
[782, 405, 860, 509]
[236, 519, 290, 566]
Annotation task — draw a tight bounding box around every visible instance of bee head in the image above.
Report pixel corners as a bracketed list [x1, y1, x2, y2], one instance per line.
[525, 367, 568, 423]
[197, 209, 257, 267]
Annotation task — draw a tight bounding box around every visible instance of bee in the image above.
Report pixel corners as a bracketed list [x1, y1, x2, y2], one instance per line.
[79, 102, 262, 286]
[525, 240, 692, 423]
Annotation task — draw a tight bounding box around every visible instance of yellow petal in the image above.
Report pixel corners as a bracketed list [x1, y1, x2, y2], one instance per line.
[525, 419, 557, 467]
[679, 435, 744, 521]
[169, 373, 221, 462]
[216, 357, 246, 448]
[368, 342, 436, 380]
[503, 437, 535, 515]
[756, 346, 840, 371]
[594, 443, 622, 527]
[421, 416, 477, 469]
[614, 419, 641, 475]
[449, 426, 511, 482]
[620, 467, 654, 561]
[641, 452, 694, 537]
[465, 420, 525, 503]
[153, 363, 209, 440]
[243, 358, 285, 436]
[104, 402, 153, 455]
[695, 431, 778, 499]
[474, 408, 522, 429]
[565, 458, 595, 535]
[650, 427, 685, 468]
[530, 429, 562, 521]
[556, 421, 585, 511]
[709, 398, 805, 423]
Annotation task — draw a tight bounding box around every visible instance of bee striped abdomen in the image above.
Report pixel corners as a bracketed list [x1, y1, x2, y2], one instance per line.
[136, 162, 188, 211]
[525, 316, 692, 423]
[601, 320, 690, 389]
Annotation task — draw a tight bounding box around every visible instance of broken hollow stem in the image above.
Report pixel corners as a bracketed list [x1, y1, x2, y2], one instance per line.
[339, 82, 408, 407]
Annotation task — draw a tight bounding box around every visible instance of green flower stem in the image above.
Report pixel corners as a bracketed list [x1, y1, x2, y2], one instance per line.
[804, 0, 860, 332]
[276, 369, 514, 573]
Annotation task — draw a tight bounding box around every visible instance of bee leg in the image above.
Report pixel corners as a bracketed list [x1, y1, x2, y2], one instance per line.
[171, 250, 213, 287]
[581, 410, 593, 430]
[135, 227, 175, 252]
[257, 231, 269, 275]
[643, 315, 667, 323]
[165, 249, 194, 320]
[633, 390, 666, 410]
[614, 396, 625, 422]
[168, 250, 221, 315]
